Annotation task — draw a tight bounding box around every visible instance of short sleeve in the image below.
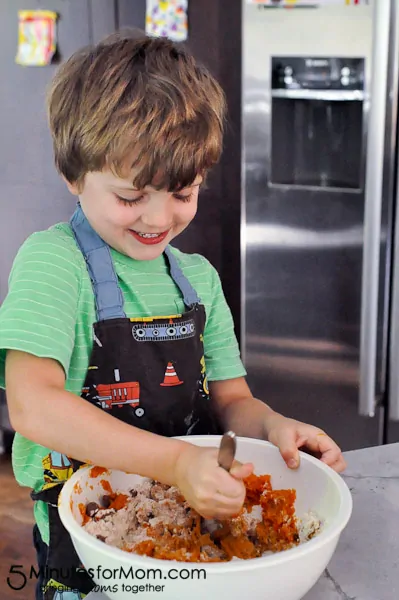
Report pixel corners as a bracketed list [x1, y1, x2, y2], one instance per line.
[203, 262, 247, 381]
[0, 230, 82, 387]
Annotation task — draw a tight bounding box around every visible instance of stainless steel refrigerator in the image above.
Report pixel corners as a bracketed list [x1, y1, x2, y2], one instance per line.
[241, 0, 399, 450]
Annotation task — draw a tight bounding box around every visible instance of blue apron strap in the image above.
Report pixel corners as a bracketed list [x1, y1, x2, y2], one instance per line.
[164, 245, 201, 308]
[70, 203, 126, 321]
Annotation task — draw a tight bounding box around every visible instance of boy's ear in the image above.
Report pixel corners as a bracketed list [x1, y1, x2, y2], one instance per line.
[62, 176, 81, 196]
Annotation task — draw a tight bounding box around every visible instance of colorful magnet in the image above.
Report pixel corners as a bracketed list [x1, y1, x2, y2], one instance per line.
[146, 1, 188, 42]
[15, 10, 58, 67]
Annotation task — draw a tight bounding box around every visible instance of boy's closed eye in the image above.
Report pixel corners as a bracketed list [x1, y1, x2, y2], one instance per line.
[115, 191, 194, 206]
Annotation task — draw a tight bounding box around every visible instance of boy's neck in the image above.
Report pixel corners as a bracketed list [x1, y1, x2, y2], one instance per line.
[109, 246, 169, 273]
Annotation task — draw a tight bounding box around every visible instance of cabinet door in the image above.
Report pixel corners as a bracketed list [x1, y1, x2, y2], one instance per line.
[0, 1, 96, 302]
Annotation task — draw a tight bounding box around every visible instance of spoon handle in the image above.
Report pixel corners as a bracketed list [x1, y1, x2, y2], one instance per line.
[217, 431, 236, 472]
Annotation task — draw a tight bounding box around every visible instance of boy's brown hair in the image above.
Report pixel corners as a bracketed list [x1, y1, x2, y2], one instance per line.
[46, 29, 226, 191]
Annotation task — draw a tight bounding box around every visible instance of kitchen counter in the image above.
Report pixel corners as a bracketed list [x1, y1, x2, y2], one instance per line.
[86, 443, 399, 600]
[303, 442, 399, 600]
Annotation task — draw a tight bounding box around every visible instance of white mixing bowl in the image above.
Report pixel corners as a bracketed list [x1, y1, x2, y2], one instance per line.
[58, 435, 352, 600]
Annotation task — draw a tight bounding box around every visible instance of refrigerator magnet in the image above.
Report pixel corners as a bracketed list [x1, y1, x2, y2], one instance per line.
[15, 9, 58, 67]
[145, 0, 188, 42]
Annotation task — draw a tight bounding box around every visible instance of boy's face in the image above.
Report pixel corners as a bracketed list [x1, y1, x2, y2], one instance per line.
[66, 169, 201, 261]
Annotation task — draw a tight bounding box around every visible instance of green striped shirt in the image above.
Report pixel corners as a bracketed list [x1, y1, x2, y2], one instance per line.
[0, 222, 246, 543]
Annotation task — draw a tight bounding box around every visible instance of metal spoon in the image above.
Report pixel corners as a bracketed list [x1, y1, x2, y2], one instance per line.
[217, 431, 237, 472]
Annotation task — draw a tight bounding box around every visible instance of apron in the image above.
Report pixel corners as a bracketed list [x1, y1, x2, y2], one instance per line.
[31, 203, 223, 600]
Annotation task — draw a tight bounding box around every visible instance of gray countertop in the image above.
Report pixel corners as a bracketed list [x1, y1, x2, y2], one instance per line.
[303, 442, 399, 600]
[87, 443, 399, 600]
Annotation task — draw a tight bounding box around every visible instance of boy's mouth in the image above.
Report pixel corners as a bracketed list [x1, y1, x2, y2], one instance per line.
[128, 229, 169, 245]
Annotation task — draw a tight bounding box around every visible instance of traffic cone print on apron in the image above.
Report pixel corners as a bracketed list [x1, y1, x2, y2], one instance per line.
[160, 361, 184, 386]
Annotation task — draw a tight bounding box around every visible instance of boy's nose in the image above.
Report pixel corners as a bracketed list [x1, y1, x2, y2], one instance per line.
[141, 201, 173, 230]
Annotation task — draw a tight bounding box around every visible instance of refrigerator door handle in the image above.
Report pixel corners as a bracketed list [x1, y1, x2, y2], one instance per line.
[389, 0, 399, 422]
[389, 235, 399, 421]
[359, 0, 391, 417]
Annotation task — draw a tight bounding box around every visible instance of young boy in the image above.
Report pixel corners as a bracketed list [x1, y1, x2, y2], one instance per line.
[0, 32, 345, 599]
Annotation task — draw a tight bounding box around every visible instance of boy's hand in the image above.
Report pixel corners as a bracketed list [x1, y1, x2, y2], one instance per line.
[265, 414, 346, 473]
[174, 444, 254, 519]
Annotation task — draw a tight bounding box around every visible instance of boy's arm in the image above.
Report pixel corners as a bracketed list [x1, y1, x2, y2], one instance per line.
[6, 349, 190, 485]
[209, 377, 276, 439]
[210, 377, 346, 472]
[7, 350, 254, 517]
[199, 260, 345, 472]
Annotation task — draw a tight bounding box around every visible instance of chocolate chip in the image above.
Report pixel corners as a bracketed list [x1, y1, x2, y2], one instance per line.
[101, 495, 111, 508]
[130, 489, 138, 497]
[248, 534, 257, 544]
[86, 502, 99, 517]
[96, 535, 106, 542]
[148, 511, 154, 519]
